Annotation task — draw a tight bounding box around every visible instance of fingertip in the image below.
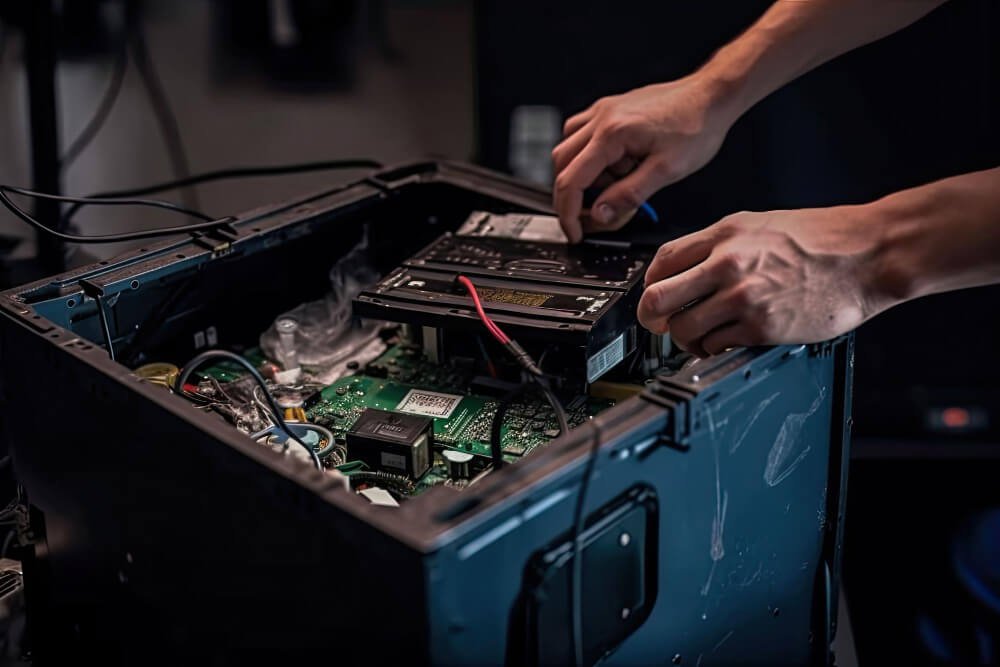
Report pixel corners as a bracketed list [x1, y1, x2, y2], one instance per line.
[560, 219, 582, 244]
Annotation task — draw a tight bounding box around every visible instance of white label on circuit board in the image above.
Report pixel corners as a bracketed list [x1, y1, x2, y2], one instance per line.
[587, 333, 625, 383]
[396, 389, 463, 419]
[381, 452, 407, 471]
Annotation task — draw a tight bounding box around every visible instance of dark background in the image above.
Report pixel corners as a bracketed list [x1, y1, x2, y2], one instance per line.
[0, 0, 998, 663]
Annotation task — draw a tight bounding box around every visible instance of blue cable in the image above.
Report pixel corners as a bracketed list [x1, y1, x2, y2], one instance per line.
[639, 201, 659, 223]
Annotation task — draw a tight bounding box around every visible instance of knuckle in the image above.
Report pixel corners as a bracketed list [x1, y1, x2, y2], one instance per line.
[643, 285, 664, 313]
[714, 251, 743, 279]
[598, 117, 629, 141]
[650, 156, 677, 180]
[715, 213, 745, 235]
[729, 284, 754, 310]
[668, 318, 693, 347]
[554, 173, 575, 194]
[616, 184, 645, 209]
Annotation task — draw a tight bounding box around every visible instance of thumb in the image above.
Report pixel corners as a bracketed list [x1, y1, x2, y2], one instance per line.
[590, 158, 663, 229]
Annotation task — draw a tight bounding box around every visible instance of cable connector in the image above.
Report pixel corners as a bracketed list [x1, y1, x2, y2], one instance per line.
[505, 340, 543, 377]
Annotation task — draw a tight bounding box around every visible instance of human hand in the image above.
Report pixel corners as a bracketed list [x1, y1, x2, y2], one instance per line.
[638, 206, 888, 356]
[551, 75, 737, 242]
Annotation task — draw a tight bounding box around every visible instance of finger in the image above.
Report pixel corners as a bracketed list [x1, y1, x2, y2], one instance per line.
[590, 158, 637, 190]
[637, 262, 718, 334]
[581, 207, 638, 234]
[667, 287, 744, 353]
[643, 230, 715, 287]
[554, 139, 622, 243]
[563, 108, 594, 137]
[552, 124, 594, 174]
[589, 158, 664, 227]
[700, 322, 761, 356]
[606, 156, 637, 178]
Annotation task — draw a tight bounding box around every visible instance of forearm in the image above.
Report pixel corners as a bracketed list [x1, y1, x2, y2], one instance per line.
[863, 167, 1000, 313]
[697, 0, 949, 124]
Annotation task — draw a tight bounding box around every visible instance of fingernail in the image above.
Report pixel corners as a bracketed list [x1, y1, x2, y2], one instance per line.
[595, 204, 614, 225]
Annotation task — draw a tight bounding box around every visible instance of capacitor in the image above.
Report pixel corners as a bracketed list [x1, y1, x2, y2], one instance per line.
[275, 317, 300, 369]
[442, 449, 474, 480]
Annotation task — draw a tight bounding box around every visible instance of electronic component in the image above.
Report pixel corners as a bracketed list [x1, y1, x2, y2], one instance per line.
[442, 449, 474, 480]
[273, 317, 302, 384]
[305, 342, 614, 463]
[354, 227, 652, 383]
[346, 408, 432, 479]
[253, 422, 337, 462]
[134, 362, 180, 389]
[358, 487, 400, 507]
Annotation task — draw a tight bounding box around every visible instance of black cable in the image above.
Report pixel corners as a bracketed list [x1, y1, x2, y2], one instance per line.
[537, 382, 571, 436]
[174, 350, 322, 470]
[0, 185, 235, 244]
[488, 379, 570, 471]
[570, 419, 602, 667]
[126, 2, 198, 212]
[2, 185, 214, 220]
[60, 41, 129, 170]
[95, 294, 117, 361]
[59, 159, 383, 228]
[489, 384, 533, 469]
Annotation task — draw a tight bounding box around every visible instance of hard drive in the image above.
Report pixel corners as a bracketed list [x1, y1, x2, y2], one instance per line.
[355, 225, 652, 382]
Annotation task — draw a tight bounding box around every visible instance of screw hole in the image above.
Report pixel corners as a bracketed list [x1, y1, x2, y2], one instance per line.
[67, 299, 76, 308]
[744, 369, 752, 380]
[130, 280, 139, 289]
[99, 261, 108, 265]
[176, 254, 185, 259]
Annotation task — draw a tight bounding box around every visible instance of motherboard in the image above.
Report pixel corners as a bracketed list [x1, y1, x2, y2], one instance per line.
[172, 333, 615, 503]
[135, 213, 663, 505]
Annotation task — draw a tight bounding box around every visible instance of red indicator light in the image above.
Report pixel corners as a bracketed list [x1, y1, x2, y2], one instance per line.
[941, 407, 971, 429]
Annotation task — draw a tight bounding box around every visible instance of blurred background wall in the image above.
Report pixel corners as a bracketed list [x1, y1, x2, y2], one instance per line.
[0, 0, 474, 263]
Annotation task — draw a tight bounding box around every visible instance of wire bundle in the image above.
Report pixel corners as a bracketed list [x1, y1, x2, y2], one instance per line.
[457, 272, 603, 666]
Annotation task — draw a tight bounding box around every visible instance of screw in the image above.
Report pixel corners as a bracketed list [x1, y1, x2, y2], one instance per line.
[619, 532, 631, 547]
[672, 654, 683, 665]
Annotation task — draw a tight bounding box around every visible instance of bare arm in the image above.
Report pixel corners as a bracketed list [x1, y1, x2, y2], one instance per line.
[552, 0, 950, 241]
[638, 167, 1000, 355]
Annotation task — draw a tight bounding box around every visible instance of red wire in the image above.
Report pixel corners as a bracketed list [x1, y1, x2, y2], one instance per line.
[457, 275, 510, 345]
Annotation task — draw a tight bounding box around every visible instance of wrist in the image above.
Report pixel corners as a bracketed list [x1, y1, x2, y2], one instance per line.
[688, 62, 749, 131]
[855, 195, 933, 315]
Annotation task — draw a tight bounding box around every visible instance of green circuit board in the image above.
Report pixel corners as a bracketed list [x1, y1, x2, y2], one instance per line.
[192, 340, 615, 497]
[306, 343, 614, 461]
